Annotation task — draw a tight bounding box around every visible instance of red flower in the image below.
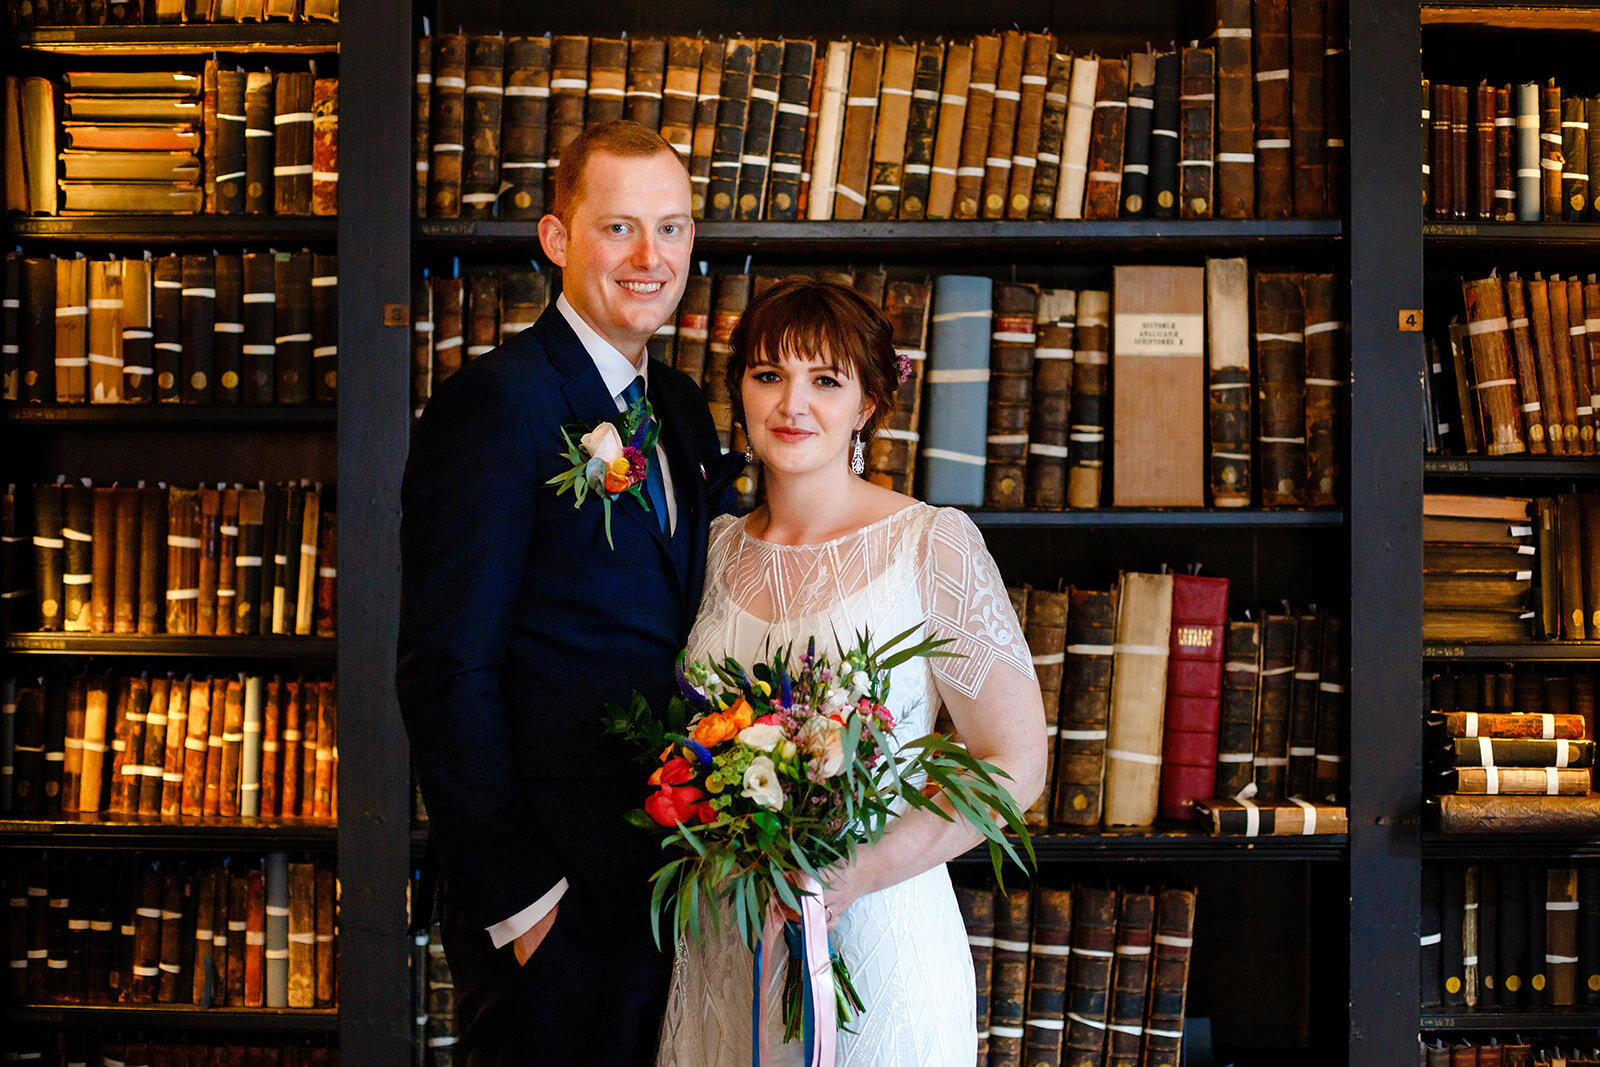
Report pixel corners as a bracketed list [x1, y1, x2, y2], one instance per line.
[645, 783, 706, 827]
[695, 800, 719, 824]
[648, 756, 695, 788]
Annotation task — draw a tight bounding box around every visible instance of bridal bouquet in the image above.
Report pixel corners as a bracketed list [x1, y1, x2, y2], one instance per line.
[602, 625, 1033, 1052]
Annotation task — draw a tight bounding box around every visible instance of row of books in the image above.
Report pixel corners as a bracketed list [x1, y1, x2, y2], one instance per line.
[1, 672, 338, 820]
[415, 2, 1347, 223]
[1433, 271, 1600, 458]
[1423, 1041, 1600, 1067]
[414, 260, 1347, 510]
[411, 924, 455, 1067]
[7, 853, 335, 1007]
[1425, 79, 1600, 223]
[6, 0, 338, 26]
[3, 480, 336, 636]
[1421, 862, 1600, 1011]
[5, 67, 336, 216]
[3, 1035, 338, 1067]
[958, 878, 1197, 1067]
[1009, 571, 1346, 831]
[1, 250, 338, 406]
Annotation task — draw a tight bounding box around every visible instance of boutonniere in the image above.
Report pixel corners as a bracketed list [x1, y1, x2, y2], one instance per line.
[547, 394, 659, 548]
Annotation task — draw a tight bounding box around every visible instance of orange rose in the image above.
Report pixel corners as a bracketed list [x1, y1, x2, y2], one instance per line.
[692, 711, 740, 748]
[726, 698, 754, 731]
[604, 468, 631, 493]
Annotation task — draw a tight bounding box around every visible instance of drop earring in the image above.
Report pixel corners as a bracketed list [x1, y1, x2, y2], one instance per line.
[743, 441, 754, 463]
[851, 431, 865, 476]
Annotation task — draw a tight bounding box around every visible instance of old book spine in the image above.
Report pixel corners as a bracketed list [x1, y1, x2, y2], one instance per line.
[244, 865, 264, 1006]
[701, 272, 749, 446]
[201, 676, 227, 815]
[1460, 275, 1527, 457]
[271, 72, 314, 215]
[687, 38, 726, 219]
[544, 34, 591, 211]
[264, 852, 289, 1006]
[1158, 574, 1230, 820]
[988, 885, 1032, 1064]
[164, 486, 197, 635]
[705, 39, 754, 222]
[1120, 50, 1156, 218]
[1514, 82, 1539, 221]
[1028, 52, 1072, 219]
[12, 686, 47, 816]
[258, 678, 282, 816]
[430, 275, 464, 386]
[924, 41, 971, 220]
[216, 677, 244, 816]
[413, 37, 431, 217]
[1452, 737, 1594, 767]
[1206, 257, 1253, 505]
[985, 283, 1037, 509]
[734, 39, 782, 221]
[426, 36, 468, 219]
[179, 677, 208, 817]
[1302, 273, 1345, 503]
[1255, 272, 1308, 506]
[864, 41, 915, 221]
[499, 35, 551, 220]
[1023, 589, 1069, 827]
[1216, 618, 1262, 797]
[313, 680, 335, 818]
[295, 489, 320, 634]
[1063, 885, 1118, 1067]
[672, 274, 710, 386]
[157, 675, 186, 816]
[233, 487, 264, 635]
[20, 257, 55, 404]
[300, 681, 321, 815]
[797, 52, 827, 217]
[1547, 867, 1579, 1005]
[62, 483, 92, 633]
[1508, 272, 1563, 454]
[1215, 0, 1255, 217]
[829, 42, 881, 222]
[205, 863, 228, 1005]
[767, 39, 816, 221]
[310, 254, 336, 402]
[271, 253, 310, 403]
[1543, 79, 1564, 221]
[240, 252, 276, 404]
[463, 272, 499, 365]
[1105, 890, 1156, 1067]
[956, 885, 995, 1057]
[1585, 275, 1600, 453]
[212, 253, 243, 405]
[1102, 572, 1175, 827]
[126, 861, 162, 1003]
[88, 485, 114, 634]
[979, 31, 1025, 220]
[1455, 767, 1590, 794]
[136, 676, 168, 815]
[1254, 0, 1293, 218]
[1568, 277, 1595, 454]
[458, 35, 505, 221]
[155, 859, 184, 1003]
[1066, 289, 1109, 508]
[1143, 888, 1197, 1067]
[1285, 610, 1323, 799]
[1111, 264, 1206, 506]
[270, 485, 302, 635]
[1431, 82, 1451, 218]
[190, 865, 215, 1005]
[314, 861, 335, 1005]
[311, 77, 337, 217]
[1083, 58, 1129, 220]
[1288, 0, 1326, 216]
[1474, 83, 1494, 219]
[954, 35, 1001, 219]
[1051, 586, 1118, 828]
[625, 36, 665, 131]
[410, 277, 432, 414]
[1314, 613, 1348, 803]
[179, 254, 215, 402]
[865, 280, 931, 495]
[657, 36, 702, 175]
[31, 482, 64, 632]
[1495, 86, 1516, 221]
[196, 486, 221, 635]
[113, 677, 149, 815]
[586, 37, 628, 127]
[287, 860, 315, 1007]
[1178, 46, 1216, 218]
[920, 274, 992, 506]
[893, 41, 941, 220]
[1022, 885, 1071, 1065]
[1543, 274, 1583, 452]
[215, 69, 245, 213]
[281, 680, 303, 816]
[1067, 59, 1110, 213]
[226, 869, 246, 1006]
[1254, 612, 1298, 801]
[55, 256, 87, 404]
[86, 259, 123, 404]
[1025, 288, 1075, 508]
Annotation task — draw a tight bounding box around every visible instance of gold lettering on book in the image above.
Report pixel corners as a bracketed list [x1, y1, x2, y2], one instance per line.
[1176, 626, 1213, 648]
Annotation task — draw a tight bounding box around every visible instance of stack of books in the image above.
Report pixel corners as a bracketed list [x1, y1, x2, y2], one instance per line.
[1422, 1040, 1600, 1066]
[55, 70, 204, 214]
[1423, 494, 1535, 643]
[5, 0, 340, 26]
[411, 923, 457, 1067]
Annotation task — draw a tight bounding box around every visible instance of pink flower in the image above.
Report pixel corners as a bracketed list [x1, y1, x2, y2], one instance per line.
[580, 422, 626, 465]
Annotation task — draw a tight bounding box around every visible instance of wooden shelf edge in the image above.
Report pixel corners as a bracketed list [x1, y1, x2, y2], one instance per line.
[1423, 641, 1600, 660]
[1, 634, 336, 658]
[1422, 4, 1600, 32]
[11, 23, 339, 54]
[966, 507, 1344, 528]
[1424, 220, 1600, 243]
[2, 403, 335, 427]
[4, 1004, 338, 1033]
[0, 816, 337, 851]
[953, 830, 1348, 863]
[1426, 456, 1600, 477]
[8, 216, 336, 242]
[1422, 1008, 1600, 1030]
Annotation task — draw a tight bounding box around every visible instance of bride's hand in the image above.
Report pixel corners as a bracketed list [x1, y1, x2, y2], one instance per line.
[775, 867, 862, 932]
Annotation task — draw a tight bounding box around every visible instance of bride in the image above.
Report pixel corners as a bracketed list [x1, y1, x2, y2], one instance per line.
[656, 276, 1047, 1066]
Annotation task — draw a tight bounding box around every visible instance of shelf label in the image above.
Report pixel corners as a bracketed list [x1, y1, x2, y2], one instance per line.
[1424, 458, 1469, 473]
[384, 303, 410, 327]
[1423, 644, 1463, 658]
[1399, 309, 1423, 331]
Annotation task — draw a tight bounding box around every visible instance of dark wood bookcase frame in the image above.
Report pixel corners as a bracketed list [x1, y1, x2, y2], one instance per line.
[0, 0, 1437, 1062]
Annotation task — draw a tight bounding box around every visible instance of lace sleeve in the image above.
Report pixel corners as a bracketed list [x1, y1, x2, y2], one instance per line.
[917, 507, 1036, 700]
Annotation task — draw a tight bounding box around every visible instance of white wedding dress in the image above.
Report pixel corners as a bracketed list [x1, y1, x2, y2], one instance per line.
[656, 502, 1036, 1067]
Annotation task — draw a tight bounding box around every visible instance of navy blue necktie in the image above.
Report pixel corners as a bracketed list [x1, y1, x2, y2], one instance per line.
[621, 376, 670, 533]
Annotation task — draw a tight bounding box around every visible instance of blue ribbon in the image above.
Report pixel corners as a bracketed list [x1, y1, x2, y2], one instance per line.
[784, 920, 818, 1065]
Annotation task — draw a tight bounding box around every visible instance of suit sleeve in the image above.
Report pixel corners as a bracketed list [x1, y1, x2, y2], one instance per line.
[675, 372, 741, 517]
[396, 360, 561, 932]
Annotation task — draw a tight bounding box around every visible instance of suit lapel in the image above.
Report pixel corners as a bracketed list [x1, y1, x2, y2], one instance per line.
[654, 377, 706, 598]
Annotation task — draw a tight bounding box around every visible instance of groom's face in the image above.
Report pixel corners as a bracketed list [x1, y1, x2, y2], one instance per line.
[538, 149, 694, 365]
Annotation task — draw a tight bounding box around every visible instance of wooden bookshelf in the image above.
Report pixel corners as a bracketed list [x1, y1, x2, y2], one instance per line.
[2, 404, 336, 428]
[11, 23, 340, 54]
[1, 634, 335, 658]
[3, 1004, 339, 1033]
[0, 814, 337, 851]
[8, 217, 337, 244]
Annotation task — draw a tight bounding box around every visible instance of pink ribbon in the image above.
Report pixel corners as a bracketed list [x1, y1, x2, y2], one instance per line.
[753, 875, 837, 1067]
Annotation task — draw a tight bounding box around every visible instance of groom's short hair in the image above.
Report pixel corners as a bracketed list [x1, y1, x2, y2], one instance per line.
[551, 120, 688, 224]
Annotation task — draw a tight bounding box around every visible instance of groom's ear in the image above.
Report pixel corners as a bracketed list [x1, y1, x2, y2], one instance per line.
[538, 213, 569, 267]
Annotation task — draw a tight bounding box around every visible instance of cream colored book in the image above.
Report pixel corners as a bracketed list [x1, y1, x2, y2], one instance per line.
[1101, 571, 1174, 827]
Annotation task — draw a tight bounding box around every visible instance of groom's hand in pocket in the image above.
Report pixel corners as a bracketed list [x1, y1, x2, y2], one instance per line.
[511, 903, 558, 967]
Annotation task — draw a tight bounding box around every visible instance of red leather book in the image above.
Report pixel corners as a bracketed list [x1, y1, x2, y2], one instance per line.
[1158, 574, 1230, 821]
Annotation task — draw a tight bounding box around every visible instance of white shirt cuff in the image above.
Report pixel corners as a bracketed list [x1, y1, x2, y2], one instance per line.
[486, 877, 569, 949]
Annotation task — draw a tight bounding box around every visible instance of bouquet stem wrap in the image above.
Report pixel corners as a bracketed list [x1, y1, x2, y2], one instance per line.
[753, 874, 835, 1067]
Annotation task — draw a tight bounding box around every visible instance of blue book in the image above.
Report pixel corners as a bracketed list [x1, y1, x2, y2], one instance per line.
[920, 275, 993, 506]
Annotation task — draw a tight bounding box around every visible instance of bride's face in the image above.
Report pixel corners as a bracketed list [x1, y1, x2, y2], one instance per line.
[741, 345, 873, 479]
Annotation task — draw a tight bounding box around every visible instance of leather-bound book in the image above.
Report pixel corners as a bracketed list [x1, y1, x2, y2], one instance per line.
[1586, 493, 1600, 639]
[242, 864, 265, 1006]
[11, 685, 46, 814]
[178, 254, 215, 402]
[1140, 50, 1180, 221]
[310, 255, 336, 402]
[1472, 83, 1494, 220]
[586, 38, 628, 127]
[425, 36, 468, 218]
[672, 274, 710, 385]
[273, 484, 305, 635]
[259, 678, 282, 816]
[767, 39, 816, 221]
[431, 274, 464, 386]
[1303, 272, 1345, 503]
[1067, 289, 1110, 508]
[1567, 276, 1595, 454]
[952, 34, 1001, 220]
[1023, 589, 1068, 827]
[86, 259, 123, 403]
[499, 36, 551, 221]
[295, 488, 320, 635]
[1456, 767, 1589, 794]
[1253, 612, 1297, 802]
[62, 482, 93, 633]
[1027, 51, 1072, 219]
[1114, 50, 1156, 218]
[157, 677, 187, 816]
[409, 277, 432, 413]
[985, 283, 1037, 509]
[920, 274, 992, 507]
[191, 865, 216, 1005]
[925, 40, 972, 220]
[287, 860, 315, 1007]
[891, 41, 941, 220]
[217, 677, 244, 816]
[1205, 257, 1252, 505]
[136, 676, 169, 814]
[1082, 58, 1128, 220]
[20, 257, 56, 403]
[1104, 890, 1155, 1067]
[281, 679, 303, 816]
[705, 39, 754, 222]
[179, 677, 208, 816]
[1214, 0, 1255, 217]
[687, 38, 727, 219]
[981, 31, 1027, 220]
[204, 864, 228, 1006]
[1022, 886, 1071, 1066]
[300, 680, 321, 815]
[1111, 265, 1206, 506]
[202, 675, 228, 815]
[413, 37, 432, 217]
[988, 885, 1031, 1065]
[1442, 710, 1585, 738]
[1253, 0, 1293, 218]
[828, 41, 881, 222]
[1421, 863, 1443, 1007]
[241, 251, 276, 404]
[1527, 864, 1549, 1007]
[956, 885, 995, 1058]
[464, 272, 499, 364]
[274, 252, 312, 404]
[1547, 867, 1580, 1006]
[1585, 276, 1600, 451]
[1508, 273, 1563, 454]
[32, 482, 64, 631]
[0, 487, 24, 632]
[1532, 273, 1580, 453]
[1141, 888, 1196, 1067]
[55, 256, 88, 404]
[313, 680, 335, 818]
[314, 862, 335, 1004]
[1062, 885, 1118, 1067]
[77, 675, 112, 812]
[310, 77, 337, 217]
[1285, 609, 1323, 799]
[866, 280, 931, 496]
[625, 36, 665, 131]
[213, 253, 244, 405]
[126, 861, 163, 1003]
[226, 868, 247, 1006]
[1452, 737, 1594, 767]
[1103, 572, 1174, 827]
[1288, 0, 1325, 216]
[1158, 574, 1230, 820]
[164, 486, 198, 635]
[1216, 619, 1261, 798]
[1053, 55, 1099, 220]
[264, 852, 290, 1006]
[863, 42, 915, 221]
[1314, 614, 1347, 803]
[1255, 272, 1308, 506]
[156, 859, 186, 1003]
[241, 72, 275, 214]
[702, 272, 749, 445]
[1322, 0, 1349, 211]
[1560, 491, 1586, 639]
[1495, 86, 1516, 222]
[113, 676, 149, 814]
[89, 486, 114, 634]
[657, 36, 702, 172]
[544, 35, 590, 211]
[213, 67, 247, 215]
[734, 40, 782, 221]
[1178, 46, 1215, 218]
[233, 487, 264, 635]
[1025, 289, 1075, 509]
[796, 52, 827, 217]
[1542, 80, 1563, 221]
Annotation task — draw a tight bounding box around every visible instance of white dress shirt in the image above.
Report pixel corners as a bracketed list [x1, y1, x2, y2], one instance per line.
[485, 293, 679, 950]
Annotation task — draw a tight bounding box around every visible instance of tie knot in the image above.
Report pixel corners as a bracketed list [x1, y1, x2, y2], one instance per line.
[621, 376, 647, 408]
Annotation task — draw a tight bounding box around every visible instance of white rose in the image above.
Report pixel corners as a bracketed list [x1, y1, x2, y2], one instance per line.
[821, 687, 851, 715]
[847, 670, 871, 701]
[737, 723, 785, 752]
[579, 422, 626, 464]
[741, 755, 785, 809]
[797, 717, 845, 778]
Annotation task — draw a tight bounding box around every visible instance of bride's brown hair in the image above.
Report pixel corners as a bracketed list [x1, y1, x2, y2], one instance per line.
[725, 276, 901, 442]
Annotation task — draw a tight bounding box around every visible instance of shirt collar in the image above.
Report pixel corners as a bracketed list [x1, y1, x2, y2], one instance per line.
[556, 292, 648, 400]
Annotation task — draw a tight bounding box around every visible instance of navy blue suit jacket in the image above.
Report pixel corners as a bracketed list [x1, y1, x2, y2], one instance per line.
[397, 303, 738, 942]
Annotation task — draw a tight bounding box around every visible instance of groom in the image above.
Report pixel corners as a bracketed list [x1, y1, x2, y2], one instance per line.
[397, 121, 738, 1064]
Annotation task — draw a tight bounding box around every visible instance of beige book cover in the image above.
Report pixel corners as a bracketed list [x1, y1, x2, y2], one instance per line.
[1112, 264, 1207, 506]
[1102, 571, 1174, 826]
